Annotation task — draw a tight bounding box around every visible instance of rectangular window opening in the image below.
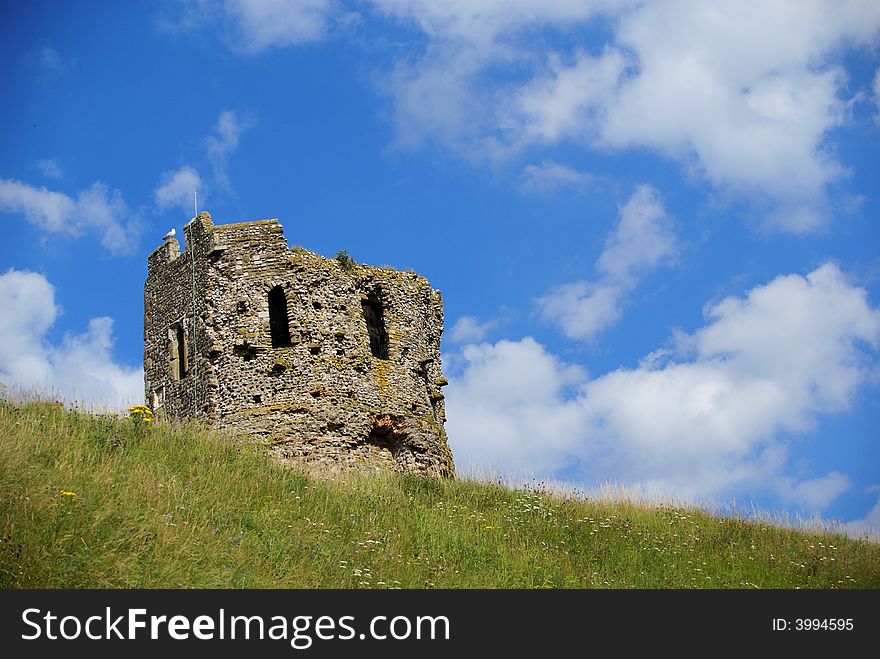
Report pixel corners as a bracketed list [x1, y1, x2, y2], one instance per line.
[268, 286, 292, 348]
[169, 322, 187, 380]
[362, 293, 388, 360]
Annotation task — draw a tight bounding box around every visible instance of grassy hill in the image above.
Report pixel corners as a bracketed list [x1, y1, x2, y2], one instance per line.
[1, 400, 877, 588]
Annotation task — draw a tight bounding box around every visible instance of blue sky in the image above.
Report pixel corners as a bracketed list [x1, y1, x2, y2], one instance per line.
[1, 1, 879, 537]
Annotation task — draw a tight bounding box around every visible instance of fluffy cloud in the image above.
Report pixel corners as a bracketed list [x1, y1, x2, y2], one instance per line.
[446, 336, 588, 476]
[179, 1, 879, 226]
[375, 0, 880, 229]
[205, 110, 251, 189]
[447, 263, 880, 513]
[27, 46, 72, 74]
[874, 69, 880, 124]
[448, 315, 499, 344]
[154, 111, 249, 213]
[776, 472, 852, 510]
[374, 2, 614, 154]
[510, 46, 626, 147]
[596, 2, 870, 231]
[225, 0, 336, 51]
[0, 270, 143, 411]
[596, 187, 677, 283]
[154, 165, 203, 215]
[841, 490, 880, 540]
[519, 160, 598, 194]
[536, 281, 622, 342]
[536, 185, 676, 340]
[372, 0, 610, 41]
[0, 179, 139, 255]
[172, 0, 339, 52]
[36, 158, 63, 179]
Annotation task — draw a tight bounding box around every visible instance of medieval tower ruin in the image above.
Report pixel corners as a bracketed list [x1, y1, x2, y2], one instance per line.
[144, 212, 455, 477]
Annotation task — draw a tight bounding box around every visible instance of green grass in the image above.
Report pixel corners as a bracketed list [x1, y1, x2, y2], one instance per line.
[1, 401, 877, 588]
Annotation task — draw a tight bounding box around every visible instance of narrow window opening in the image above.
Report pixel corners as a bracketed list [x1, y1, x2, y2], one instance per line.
[268, 286, 292, 348]
[169, 323, 187, 380]
[362, 293, 388, 360]
[152, 386, 165, 410]
[176, 324, 187, 378]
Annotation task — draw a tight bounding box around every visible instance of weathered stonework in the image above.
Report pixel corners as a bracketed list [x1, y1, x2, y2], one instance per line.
[144, 212, 455, 477]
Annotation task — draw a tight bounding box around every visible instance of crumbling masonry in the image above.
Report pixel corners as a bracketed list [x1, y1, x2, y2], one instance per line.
[144, 212, 455, 477]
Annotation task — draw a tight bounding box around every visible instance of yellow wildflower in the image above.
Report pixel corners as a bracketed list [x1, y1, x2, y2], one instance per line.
[128, 405, 154, 425]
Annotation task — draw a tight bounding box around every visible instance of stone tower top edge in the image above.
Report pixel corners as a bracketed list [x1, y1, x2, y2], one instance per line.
[147, 211, 289, 276]
[146, 211, 441, 299]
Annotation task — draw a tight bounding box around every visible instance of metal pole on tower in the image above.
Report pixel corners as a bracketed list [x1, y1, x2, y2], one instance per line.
[190, 187, 199, 416]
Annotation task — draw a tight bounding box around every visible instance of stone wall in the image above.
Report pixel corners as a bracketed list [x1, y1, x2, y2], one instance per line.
[144, 212, 455, 477]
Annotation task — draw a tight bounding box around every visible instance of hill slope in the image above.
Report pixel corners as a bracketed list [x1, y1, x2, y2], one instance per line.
[1, 401, 877, 588]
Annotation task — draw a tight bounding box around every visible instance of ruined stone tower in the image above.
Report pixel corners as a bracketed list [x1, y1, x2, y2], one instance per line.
[144, 212, 455, 477]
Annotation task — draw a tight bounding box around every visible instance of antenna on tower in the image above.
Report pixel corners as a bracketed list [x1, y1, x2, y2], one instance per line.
[193, 189, 198, 218]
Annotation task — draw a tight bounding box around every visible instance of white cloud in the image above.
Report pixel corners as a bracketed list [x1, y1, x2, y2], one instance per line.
[154, 165, 203, 215]
[449, 315, 498, 344]
[776, 472, 852, 510]
[36, 158, 63, 179]
[207, 110, 245, 159]
[536, 185, 676, 340]
[373, 0, 880, 230]
[0, 179, 139, 255]
[510, 46, 626, 146]
[171, 0, 339, 52]
[175, 1, 879, 226]
[372, 0, 612, 47]
[153, 111, 249, 209]
[535, 281, 623, 342]
[446, 337, 588, 475]
[174, 1, 878, 227]
[225, 0, 336, 51]
[363, 1, 619, 155]
[448, 263, 880, 512]
[596, 186, 677, 283]
[0, 270, 143, 411]
[383, 41, 492, 154]
[596, 4, 866, 231]
[519, 160, 598, 194]
[873, 69, 880, 124]
[205, 110, 252, 189]
[840, 490, 880, 540]
[38, 47, 66, 72]
[27, 46, 72, 74]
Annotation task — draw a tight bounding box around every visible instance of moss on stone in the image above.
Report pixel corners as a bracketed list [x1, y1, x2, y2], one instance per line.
[371, 359, 392, 399]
